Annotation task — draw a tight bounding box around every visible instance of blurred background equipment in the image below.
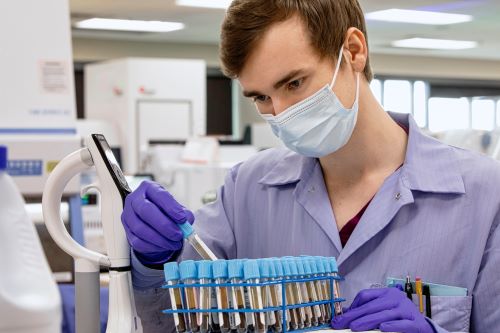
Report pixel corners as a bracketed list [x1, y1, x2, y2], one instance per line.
[0, 0, 83, 285]
[84, 58, 206, 174]
[0, 146, 62, 333]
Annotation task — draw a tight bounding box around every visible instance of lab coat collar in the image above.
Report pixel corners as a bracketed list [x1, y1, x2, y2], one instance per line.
[337, 113, 466, 265]
[337, 169, 414, 266]
[294, 161, 343, 254]
[393, 112, 466, 195]
[259, 112, 466, 195]
[258, 150, 314, 186]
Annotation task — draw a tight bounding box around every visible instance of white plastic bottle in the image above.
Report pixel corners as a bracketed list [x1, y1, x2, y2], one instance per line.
[0, 146, 62, 332]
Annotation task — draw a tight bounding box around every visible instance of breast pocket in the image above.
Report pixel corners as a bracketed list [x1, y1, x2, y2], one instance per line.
[431, 295, 472, 332]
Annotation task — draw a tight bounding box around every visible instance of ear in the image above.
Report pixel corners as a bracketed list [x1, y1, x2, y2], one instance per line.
[343, 27, 368, 74]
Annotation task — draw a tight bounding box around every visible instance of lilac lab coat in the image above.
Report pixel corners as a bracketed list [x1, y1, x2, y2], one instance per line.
[132, 113, 500, 333]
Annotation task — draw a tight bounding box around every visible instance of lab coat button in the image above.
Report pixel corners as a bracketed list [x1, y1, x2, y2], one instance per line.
[395, 192, 401, 200]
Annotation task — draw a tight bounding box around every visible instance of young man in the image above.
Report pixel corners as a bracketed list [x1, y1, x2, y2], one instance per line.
[122, 1, 500, 332]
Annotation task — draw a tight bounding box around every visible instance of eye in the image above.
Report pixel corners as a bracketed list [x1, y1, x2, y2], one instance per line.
[253, 95, 270, 103]
[287, 78, 304, 91]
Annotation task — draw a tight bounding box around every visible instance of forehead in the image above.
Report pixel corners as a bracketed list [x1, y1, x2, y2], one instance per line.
[238, 15, 320, 89]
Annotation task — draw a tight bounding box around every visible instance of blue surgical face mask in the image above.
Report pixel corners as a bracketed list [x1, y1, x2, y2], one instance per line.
[260, 47, 360, 158]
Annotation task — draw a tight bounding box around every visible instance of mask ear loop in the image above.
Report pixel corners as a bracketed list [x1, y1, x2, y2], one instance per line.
[329, 47, 345, 89]
[353, 71, 360, 107]
[330, 47, 361, 109]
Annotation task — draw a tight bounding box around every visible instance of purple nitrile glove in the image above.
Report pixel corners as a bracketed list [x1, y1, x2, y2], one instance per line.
[121, 180, 194, 266]
[331, 287, 435, 333]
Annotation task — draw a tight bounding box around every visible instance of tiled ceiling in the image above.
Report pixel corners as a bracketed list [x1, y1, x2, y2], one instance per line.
[70, 0, 500, 61]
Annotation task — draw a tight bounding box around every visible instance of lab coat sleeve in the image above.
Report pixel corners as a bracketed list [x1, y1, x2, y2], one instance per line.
[131, 247, 177, 333]
[470, 207, 500, 332]
[131, 164, 240, 333]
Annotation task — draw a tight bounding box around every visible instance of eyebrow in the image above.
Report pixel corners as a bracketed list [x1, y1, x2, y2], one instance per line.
[242, 69, 306, 98]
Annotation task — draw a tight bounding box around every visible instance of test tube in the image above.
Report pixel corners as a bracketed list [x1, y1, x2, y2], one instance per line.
[264, 259, 284, 333]
[227, 260, 247, 333]
[320, 257, 339, 320]
[197, 260, 213, 333]
[315, 257, 332, 322]
[243, 260, 266, 333]
[282, 259, 302, 330]
[213, 260, 232, 333]
[164, 262, 187, 333]
[239, 259, 255, 331]
[177, 222, 218, 261]
[287, 258, 309, 328]
[271, 258, 291, 332]
[308, 258, 327, 324]
[303, 258, 325, 325]
[296, 258, 317, 326]
[179, 260, 200, 333]
[258, 259, 277, 332]
[327, 257, 343, 317]
[211, 289, 221, 333]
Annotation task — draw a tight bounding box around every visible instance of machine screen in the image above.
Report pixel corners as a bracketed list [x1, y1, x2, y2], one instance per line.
[92, 134, 132, 197]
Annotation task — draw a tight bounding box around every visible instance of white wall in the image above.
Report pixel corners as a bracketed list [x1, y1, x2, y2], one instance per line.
[73, 37, 221, 67]
[73, 37, 500, 137]
[370, 54, 500, 81]
[73, 37, 500, 81]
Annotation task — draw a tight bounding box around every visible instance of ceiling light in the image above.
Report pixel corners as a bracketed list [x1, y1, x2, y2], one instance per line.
[392, 38, 478, 50]
[176, 0, 233, 9]
[75, 18, 185, 33]
[366, 9, 472, 25]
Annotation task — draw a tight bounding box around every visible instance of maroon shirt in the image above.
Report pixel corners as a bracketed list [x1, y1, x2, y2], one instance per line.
[339, 201, 370, 247]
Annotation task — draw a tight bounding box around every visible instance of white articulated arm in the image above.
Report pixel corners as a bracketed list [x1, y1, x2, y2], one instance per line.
[42, 148, 111, 268]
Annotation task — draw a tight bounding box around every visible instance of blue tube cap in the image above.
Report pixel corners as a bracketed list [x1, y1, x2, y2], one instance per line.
[267, 259, 277, 278]
[178, 222, 194, 238]
[272, 259, 284, 278]
[197, 260, 213, 279]
[164, 262, 180, 282]
[243, 260, 260, 280]
[258, 259, 272, 279]
[295, 259, 306, 276]
[228, 260, 244, 279]
[329, 257, 339, 273]
[285, 258, 298, 276]
[321, 258, 331, 273]
[308, 258, 318, 274]
[212, 260, 228, 279]
[315, 257, 326, 274]
[302, 258, 313, 275]
[281, 259, 291, 277]
[179, 260, 197, 280]
[0, 146, 7, 171]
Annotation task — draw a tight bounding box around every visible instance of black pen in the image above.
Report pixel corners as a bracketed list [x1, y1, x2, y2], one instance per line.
[405, 275, 413, 300]
[423, 284, 432, 318]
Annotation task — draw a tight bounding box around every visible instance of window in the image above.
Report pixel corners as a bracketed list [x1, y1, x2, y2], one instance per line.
[383, 80, 412, 114]
[471, 99, 495, 131]
[368, 76, 500, 131]
[497, 100, 500, 127]
[413, 81, 427, 128]
[428, 97, 470, 132]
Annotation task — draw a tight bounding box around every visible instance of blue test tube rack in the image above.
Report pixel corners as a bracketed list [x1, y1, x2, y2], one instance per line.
[162, 257, 345, 333]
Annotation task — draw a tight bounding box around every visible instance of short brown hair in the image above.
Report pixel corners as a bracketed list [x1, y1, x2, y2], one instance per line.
[220, 0, 373, 81]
